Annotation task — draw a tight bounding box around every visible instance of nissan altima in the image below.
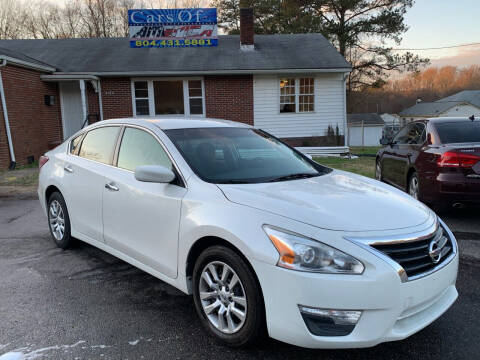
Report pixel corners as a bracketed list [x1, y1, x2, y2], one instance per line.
[38, 118, 458, 349]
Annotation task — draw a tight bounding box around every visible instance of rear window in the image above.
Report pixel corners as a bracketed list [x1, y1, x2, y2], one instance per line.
[435, 121, 480, 144]
[79, 126, 120, 164]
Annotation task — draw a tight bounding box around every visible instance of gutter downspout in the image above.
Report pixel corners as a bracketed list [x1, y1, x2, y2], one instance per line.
[98, 80, 104, 121]
[79, 79, 88, 127]
[0, 59, 16, 169]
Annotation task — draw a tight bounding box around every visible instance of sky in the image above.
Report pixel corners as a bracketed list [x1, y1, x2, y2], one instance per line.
[44, 0, 479, 68]
[390, 0, 480, 68]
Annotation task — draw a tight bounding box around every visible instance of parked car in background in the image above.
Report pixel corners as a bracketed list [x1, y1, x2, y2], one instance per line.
[376, 117, 480, 209]
[38, 118, 458, 349]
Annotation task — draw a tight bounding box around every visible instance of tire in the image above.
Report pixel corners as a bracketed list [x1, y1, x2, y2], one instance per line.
[408, 172, 420, 200]
[375, 159, 383, 181]
[47, 191, 73, 249]
[192, 245, 266, 347]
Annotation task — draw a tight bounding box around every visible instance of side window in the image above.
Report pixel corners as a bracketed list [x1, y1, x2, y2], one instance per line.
[78, 126, 120, 164]
[393, 124, 413, 144]
[407, 123, 426, 144]
[70, 134, 83, 154]
[117, 127, 173, 172]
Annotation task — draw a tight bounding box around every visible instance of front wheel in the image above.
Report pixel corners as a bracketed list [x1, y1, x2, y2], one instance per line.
[408, 172, 420, 200]
[192, 246, 266, 347]
[375, 159, 383, 181]
[47, 192, 72, 249]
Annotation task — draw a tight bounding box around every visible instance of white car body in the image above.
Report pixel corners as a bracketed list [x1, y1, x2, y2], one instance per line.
[38, 118, 458, 349]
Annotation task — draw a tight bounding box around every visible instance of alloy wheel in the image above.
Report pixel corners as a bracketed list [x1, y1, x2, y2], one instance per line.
[198, 261, 247, 334]
[409, 175, 419, 200]
[49, 200, 65, 241]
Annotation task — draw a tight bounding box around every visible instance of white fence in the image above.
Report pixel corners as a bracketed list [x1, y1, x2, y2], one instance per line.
[296, 146, 350, 157]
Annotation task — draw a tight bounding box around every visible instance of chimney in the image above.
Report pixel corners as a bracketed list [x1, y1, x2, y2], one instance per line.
[240, 7, 254, 50]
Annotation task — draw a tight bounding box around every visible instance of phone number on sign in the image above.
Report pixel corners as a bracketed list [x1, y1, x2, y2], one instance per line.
[130, 38, 218, 48]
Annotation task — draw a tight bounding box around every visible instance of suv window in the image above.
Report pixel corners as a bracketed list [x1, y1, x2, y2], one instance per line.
[117, 127, 172, 172]
[78, 126, 120, 164]
[70, 134, 83, 154]
[394, 123, 425, 145]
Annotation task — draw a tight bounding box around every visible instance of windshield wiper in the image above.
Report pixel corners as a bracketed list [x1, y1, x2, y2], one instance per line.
[267, 173, 318, 182]
[218, 179, 255, 184]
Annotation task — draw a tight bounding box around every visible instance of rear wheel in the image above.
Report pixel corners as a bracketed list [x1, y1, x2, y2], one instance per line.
[408, 172, 420, 200]
[47, 192, 72, 249]
[192, 246, 265, 347]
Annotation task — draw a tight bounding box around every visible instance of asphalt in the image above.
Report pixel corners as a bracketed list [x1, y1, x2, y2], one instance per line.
[0, 199, 479, 360]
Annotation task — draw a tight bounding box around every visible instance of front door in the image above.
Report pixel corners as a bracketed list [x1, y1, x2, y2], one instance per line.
[102, 126, 187, 279]
[60, 81, 85, 139]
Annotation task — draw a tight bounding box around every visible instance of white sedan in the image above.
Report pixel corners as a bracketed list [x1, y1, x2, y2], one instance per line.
[38, 117, 458, 348]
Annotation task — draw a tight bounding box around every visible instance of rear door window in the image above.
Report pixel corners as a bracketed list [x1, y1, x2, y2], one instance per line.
[117, 127, 172, 172]
[394, 123, 425, 144]
[78, 126, 120, 164]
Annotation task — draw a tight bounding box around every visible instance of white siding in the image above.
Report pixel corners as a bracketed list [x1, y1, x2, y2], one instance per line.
[440, 104, 480, 117]
[348, 126, 383, 146]
[253, 74, 346, 138]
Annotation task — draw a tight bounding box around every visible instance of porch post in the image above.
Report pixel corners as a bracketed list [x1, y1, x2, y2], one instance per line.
[79, 80, 87, 127]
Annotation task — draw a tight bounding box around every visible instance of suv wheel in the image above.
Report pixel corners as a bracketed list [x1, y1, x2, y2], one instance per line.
[47, 192, 72, 249]
[408, 172, 420, 200]
[192, 246, 265, 347]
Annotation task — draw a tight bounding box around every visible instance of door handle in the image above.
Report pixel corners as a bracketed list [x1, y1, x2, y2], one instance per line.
[105, 182, 119, 192]
[64, 165, 74, 173]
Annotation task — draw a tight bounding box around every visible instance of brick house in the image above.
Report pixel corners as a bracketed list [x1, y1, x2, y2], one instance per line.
[0, 11, 351, 169]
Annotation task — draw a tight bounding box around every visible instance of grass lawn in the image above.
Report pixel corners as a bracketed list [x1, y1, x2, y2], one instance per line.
[314, 156, 376, 178]
[0, 167, 39, 187]
[349, 146, 381, 156]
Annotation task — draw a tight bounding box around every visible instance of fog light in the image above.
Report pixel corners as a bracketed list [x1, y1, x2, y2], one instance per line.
[298, 305, 362, 336]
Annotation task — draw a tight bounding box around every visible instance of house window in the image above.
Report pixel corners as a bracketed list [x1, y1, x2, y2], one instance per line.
[279, 77, 315, 113]
[132, 78, 204, 117]
[299, 78, 314, 112]
[133, 81, 149, 115]
[280, 78, 296, 113]
[154, 80, 184, 115]
[188, 80, 203, 115]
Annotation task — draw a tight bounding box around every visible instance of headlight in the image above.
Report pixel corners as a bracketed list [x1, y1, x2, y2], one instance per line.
[263, 225, 364, 274]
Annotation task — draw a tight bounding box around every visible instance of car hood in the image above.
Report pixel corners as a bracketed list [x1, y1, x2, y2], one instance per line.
[217, 170, 432, 232]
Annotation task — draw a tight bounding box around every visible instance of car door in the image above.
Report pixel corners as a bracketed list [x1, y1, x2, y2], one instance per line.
[394, 123, 426, 189]
[102, 126, 187, 279]
[61, 126, 121, 242]
[381, 124, 411, 186]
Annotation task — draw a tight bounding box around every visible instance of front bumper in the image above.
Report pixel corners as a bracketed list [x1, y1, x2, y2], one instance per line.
[252, 247, 458, 349]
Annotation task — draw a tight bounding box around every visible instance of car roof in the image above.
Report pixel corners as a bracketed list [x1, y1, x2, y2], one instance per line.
[424, 117, 477, 123]
[97, 117, 253, 130]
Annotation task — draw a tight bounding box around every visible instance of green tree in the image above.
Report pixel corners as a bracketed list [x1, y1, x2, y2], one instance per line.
[212, 0, 429, 90]
[212, 0, 322, 34]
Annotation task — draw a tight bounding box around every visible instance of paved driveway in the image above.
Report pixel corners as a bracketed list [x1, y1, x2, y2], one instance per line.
[0, 199, 479, 359]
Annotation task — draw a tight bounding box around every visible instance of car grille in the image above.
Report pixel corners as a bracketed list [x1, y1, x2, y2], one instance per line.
[371, 226, 454, 279]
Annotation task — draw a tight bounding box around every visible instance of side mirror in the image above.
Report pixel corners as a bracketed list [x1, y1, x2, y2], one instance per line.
[380, 138, 390, 146]
[135, 165, 176, 183]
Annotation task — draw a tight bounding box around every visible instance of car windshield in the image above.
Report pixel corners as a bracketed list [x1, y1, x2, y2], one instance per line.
[165, 127, 330, 184]
[435, 121, 480, 144]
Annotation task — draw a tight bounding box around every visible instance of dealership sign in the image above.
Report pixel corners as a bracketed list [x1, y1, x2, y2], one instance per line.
[129, 8, 218, 48]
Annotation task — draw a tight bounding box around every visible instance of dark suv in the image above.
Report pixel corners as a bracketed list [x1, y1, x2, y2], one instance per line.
[376, 117, 480, 208]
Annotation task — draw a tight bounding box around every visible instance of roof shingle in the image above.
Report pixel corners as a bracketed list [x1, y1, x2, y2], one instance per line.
[0, 34, 351, 74]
